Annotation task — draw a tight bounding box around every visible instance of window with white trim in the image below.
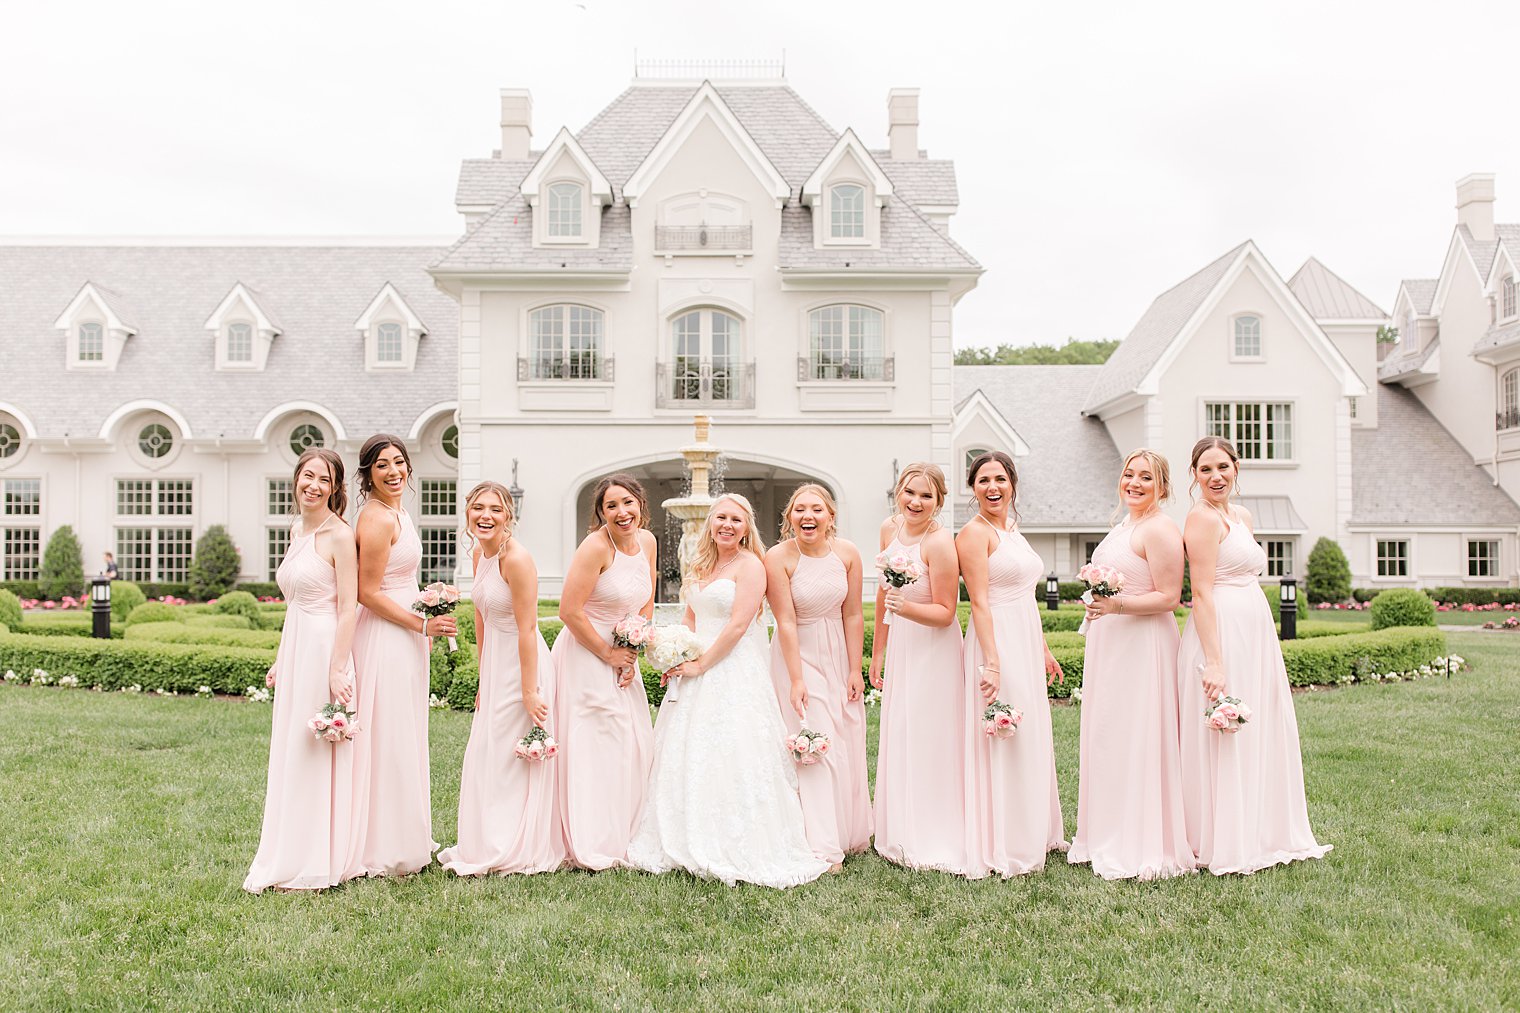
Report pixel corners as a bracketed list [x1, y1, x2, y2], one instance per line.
[289, 424, 325, 456]
[964, 447, 990, 473]
[1502, 369, 1520, 431]
[441, 425, 459, 460]
[1258, 538, 1294, 577]
[418, 478, 457, 585]
[1503, 276, 1516, 320]
[114, 478, 194, 581]
[1468, 539, 1499, 578]
[1, 478, 41, 580]
[420, 479, 456, 518]
[138, 423, 174, 460]
[1084, 540, 1101, 565]
[79, 322, 104, 362]
[1205, 402, 1293, 461]
[4, 478, 40, 517]
[829, 184, 865, 239]
[266, 479, 294, 517]
[809, 305, 886, 380]
[547, 182, 583, 238]
[1376, 539, 1408, 578]
[528, 305, 606, 379]
[670, 309, 742, 403]
[1403, 311, 1414, 346]
[227, 322, 253, 363]
[376, 322, 403, 364]
[0, 421, 20, 459]
[419, 526, 456, 584]
[1233, 315, 1261, 358]
[265, 479, 294, 581]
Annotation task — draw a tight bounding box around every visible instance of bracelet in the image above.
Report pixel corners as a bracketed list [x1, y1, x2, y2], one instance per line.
[1117, 598, 1124, 614]
[421, 615, 429, 636]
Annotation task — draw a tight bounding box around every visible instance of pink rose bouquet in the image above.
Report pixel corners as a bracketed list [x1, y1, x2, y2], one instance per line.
[1076, 563, 1125, 635]
[784, 727, 831, 766]
[982, 700, 1023, 739]
[874, 549, 923, 627]
[514, 724, 560, 762]
[412, 581, 461, 652]
[1204, 695, 1251, 732]
[612, 614, 652, 651]
[308, 702, 358, 743]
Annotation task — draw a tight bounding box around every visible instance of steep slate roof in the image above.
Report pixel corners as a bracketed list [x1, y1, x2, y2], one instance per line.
[1474, 320, 1520, 356]
[1081, 242, 1248, 413]
[1351, 385, 1520, 525]
[435, 83, 978, 275]
[0, 244, 456, 440]
[1377, 337, 1439, 380]
[1400, 279, 1438, 314]
[953, 365, 1120, 528]
[1457, 224, 1501, 280]
[1288, 257, 1386, 320]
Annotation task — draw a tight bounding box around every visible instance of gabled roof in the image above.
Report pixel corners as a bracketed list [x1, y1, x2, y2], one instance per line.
[1456, 224, 1502, 281]
[801, 129, 892, 204]
[1378, 337, 1440, 383]
[776, 196, 979, 273]
[869, 152, 959, 207]
[53, 281, 139, 334]
[952, 388, 1031, 457]
[621, 82, 790, 208]
[1352, 386, 1520, 525]
[518, 127, 612, 205]
[430, 197, 635, 274]
[1396, 279, 1438, 316]
[1473, 321, 1520, 359]
[354, 281, 428, 334]
[1288, 257, 1387, 321]
[1485, 225, 1520, 286]
[953, 365, 1120, 529]
[203, 282, 283, 334]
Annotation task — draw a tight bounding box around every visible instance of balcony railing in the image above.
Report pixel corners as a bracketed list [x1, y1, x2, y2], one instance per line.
[654, 225, 752, 253]
[1498, 407, 1520, 431]
[797, 355, 894, 382]
[656, 361, 756, 409]
[518, 354, 614, 382]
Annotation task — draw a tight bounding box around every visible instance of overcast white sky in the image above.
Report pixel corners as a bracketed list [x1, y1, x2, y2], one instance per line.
[3, 0, 1516, 347]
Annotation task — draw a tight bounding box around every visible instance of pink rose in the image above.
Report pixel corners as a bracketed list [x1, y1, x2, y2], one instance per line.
[324, 727, 344, 743]
[307, 717, 323, 734]
[984, 724, 997, 737]
[418, 589, 441, 609]
[514, 742, 528, 759]
[330, 712, 348, 729]
[441, 585, 460, 604]
[874, 551, 889, 568]
[526, 740, 545, 759]
[543, 739, 559, 758]
[995, 713, 1014, 729]
[1236, 702, 1252, 721]
[810, 736, 829, 755]
[1215, 703, 1238, 721]
[1208, 711, 1231, 730]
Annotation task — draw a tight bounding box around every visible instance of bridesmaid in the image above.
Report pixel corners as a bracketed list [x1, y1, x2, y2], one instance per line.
[438, 481, 564, 876]
[345, 434, 456, 878]
[244, 449, 358, 892]
[956, 451, 1067, 878]
[1068, 449, 1195, 880]
[869, 462, 967, 873]
[554, 473, 658, 870]
[1178, 437, 1331, 874]
[765, 484, 871, 868]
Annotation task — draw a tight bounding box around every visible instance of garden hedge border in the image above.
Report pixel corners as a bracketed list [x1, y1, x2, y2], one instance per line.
[0, 631, 274, 694]
[124, 622, 283, 650]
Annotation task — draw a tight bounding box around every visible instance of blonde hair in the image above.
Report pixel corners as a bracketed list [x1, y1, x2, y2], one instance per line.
[687, 493, 767, 583]
[463, 480, 516, 549]
[1114, 448, 1172, 520]
[892, 462, 948, 517]
[778, 483, 838, 541]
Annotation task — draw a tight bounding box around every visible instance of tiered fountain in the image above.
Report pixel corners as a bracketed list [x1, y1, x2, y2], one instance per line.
[661, 414, 722, 581]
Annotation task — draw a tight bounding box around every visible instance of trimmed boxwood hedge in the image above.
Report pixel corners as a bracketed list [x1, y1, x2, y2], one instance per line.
[16, 619, 125, 639]
[1424, 586, 1520, 606]
[109, 581, 147, 623]
[126, 602, 181, 626]
[0, 589, 22, 632]
[0, 631, 274, 694]
[183, 614, 255, 630]
[1370, 588, 1437, 630]
[124, 622, 283, 650]
[212, 590, 264, 628]
[1278, 627, 1445, 686]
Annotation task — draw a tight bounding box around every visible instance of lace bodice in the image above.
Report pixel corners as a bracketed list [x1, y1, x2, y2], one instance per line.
[688, 578, 746, 640]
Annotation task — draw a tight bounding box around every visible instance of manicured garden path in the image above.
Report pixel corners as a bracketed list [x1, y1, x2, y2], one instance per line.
[0, 632, 1514, 1010]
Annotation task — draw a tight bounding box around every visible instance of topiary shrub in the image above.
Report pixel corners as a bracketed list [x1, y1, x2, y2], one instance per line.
[1305, 537, 1352, 604]
[39, 526, 84, 600]
[188, 526, 242, 600]
[126, 601, 181, 626]
[1369, 588, 1437, 630]
[213, 590, 263, 628]
[0, 588, 22, 632]
[109, 581, 147, 623]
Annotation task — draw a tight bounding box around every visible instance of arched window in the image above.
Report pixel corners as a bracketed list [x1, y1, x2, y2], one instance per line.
[289, 423, 325, 456]
[138, 423, 173, 460]
[227, 322, 253, 363]
[809, 305, 886, 379]
[547, 182, 583, 238]
[1233, 315, 1261, 358]
[527, 305, 605, 379]
[964, 447, 990, 473]
[376, 322, 403, 363]
[79, 322, 104, 362]
[667, 309, 743, 405]
[830, 184, 865, 239]
[1501, 369, 1520, 431]
[1503, 275, 1516, 320]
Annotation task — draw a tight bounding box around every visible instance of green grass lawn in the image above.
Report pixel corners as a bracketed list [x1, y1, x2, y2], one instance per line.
[0, 632, 1514, 1010]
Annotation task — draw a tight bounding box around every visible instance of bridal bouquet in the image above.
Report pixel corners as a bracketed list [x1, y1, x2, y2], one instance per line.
[785, 727, 831, 765]
[514, 725, 560, 761]
[413, 582, 461, 652]
[308, 702, 358, 743]
[982, 700, 1023, 739]
[612, 614, 652, 651]
[646, 625, 704, 703]
[1204, 695, 1251, 732]
[1076, 563, 1124, 636]
[875, 550, 922, 627]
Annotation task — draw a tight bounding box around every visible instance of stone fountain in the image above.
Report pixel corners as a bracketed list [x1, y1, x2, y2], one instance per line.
[661, 414, 722, 583]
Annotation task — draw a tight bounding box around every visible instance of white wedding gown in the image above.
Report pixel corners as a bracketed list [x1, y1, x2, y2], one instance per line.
[627, 579, 831, 888]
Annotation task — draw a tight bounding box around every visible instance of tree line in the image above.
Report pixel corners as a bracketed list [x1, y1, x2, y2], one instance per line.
[954, 338, 1120, 366]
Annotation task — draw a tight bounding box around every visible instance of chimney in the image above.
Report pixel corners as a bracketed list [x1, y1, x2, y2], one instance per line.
[1456, 173, 1496, 242]
[499, 89, 533, 161]
[887, 88, 920, 161]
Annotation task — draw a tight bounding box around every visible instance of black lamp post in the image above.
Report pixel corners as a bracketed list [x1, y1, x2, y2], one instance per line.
[508, 458, 525, 519]
[1279, 575, 1298, 640]
[89, 576, 111, 639]
[1045, 573, 1060, 611]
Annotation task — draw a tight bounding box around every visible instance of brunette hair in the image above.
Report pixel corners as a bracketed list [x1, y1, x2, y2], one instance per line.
[588, 473, 651, 533]
[687, 493, 767, 584]
[965, 450, 1020, 524]
[293, 448, 348, 517]
[1188, 436, 1241, 500]
[356, 434, 413, 501]
[778, 483, 838, 541]
[463, 480, 516, 547]
[892, 462, 948, 514]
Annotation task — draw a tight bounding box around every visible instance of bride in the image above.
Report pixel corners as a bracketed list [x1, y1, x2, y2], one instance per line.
[627, 494, 831, 888]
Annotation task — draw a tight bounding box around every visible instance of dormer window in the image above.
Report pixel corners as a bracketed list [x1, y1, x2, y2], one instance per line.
[355, 283, 427, 372]
[377, 322, 404, 364]
[1232, 314, 1262, 359]
[830, 185, 865, 239]
[205, 283, 280, 370]
[1504, 275, 1516, 319]
[547, 182, 583, 238]
[79, 322, 104, 362]
[227, 323, 253, 363]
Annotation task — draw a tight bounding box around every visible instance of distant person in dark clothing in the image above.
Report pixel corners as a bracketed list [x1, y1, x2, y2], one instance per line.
[103, 552, 120, 580]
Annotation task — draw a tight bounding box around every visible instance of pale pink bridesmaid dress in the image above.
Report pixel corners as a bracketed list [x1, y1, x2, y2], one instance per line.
[1179, 518, 1331, 875]
[961, 525, 1066, 877]
[244, 516, 355, 892]
[873, 536, 968, 873]
[344, 506, 436, 878]
[438, 551, 565, 876]
[769, 550, 873, 864]
[1068, 521, 1194, 880]
[552, 539, 655, 870]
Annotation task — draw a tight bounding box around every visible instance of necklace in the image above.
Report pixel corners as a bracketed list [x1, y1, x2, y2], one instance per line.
[711, 551, 740, 577]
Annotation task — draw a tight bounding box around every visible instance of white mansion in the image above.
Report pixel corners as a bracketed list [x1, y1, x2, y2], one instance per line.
[1, 73, 1516, 595]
